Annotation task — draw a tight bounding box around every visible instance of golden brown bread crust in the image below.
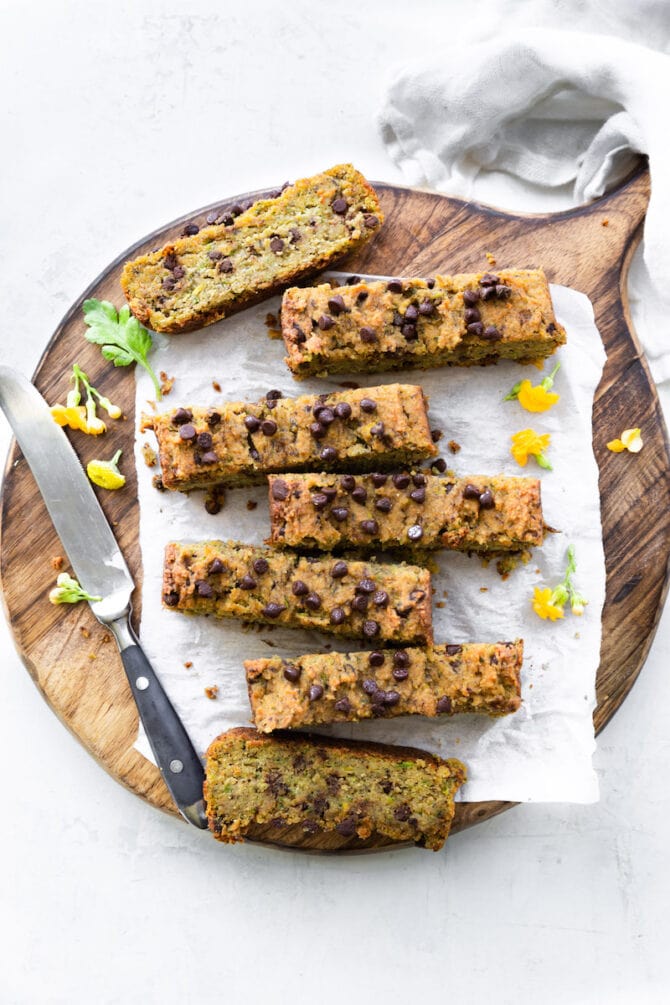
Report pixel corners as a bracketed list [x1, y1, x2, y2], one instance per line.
[281, 269, 566, 378]
[204, 727, 467, 850]
[245, 641, 523, 731]
[121, 164, 384, 334]
[162, 540, 434, 645]
[145, 384, 436, 491]
[267, 471, 544, 554]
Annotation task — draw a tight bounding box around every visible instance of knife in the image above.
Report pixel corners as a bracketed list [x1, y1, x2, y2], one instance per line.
[0, 366, 207, 829]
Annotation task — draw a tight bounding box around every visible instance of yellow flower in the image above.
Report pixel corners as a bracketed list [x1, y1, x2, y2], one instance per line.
[532, 586, 565, 621]
[517, 379, 560, 413]
[49, 364, 121, 436]
[49, 572, 101, 605]
[87, 450, 125, 490]
[607, 427, 643, 453]
[510, 428, 552, 469]
[50, 403, 105, 435]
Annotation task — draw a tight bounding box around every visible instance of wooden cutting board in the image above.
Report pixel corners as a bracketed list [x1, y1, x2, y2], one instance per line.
[1, 163, 669, 852]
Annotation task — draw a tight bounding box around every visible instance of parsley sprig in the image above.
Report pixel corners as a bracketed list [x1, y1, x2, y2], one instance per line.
[82, 299, 161, 398]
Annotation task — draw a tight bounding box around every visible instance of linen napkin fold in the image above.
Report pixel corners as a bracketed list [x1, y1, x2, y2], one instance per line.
[379, 28, 670, 381]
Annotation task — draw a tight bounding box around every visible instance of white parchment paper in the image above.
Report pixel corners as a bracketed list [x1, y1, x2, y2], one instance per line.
[133, 284, 605, 803]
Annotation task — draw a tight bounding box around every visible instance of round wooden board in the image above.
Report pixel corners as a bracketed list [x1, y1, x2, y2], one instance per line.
[2, 164, 669, 853]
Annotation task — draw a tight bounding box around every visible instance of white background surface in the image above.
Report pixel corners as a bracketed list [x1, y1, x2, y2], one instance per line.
[1, 1, 669, 1002]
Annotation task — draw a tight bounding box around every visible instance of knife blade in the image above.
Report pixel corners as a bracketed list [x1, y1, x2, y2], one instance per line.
[0, 366, 206, 829]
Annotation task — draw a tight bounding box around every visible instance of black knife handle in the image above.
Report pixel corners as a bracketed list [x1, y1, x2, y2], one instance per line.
[109, 615, 207, 829]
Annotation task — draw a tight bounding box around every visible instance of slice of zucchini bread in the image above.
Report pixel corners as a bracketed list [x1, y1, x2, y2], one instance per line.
[280, 269, 566, 377]
[246, 640, 523, 732]
[121, 164, 383, 334]
[204, 727, 466, 850]
[144, 384, 436, 491]
[267, 471, 544, 553]
[163, 541, 433, 644]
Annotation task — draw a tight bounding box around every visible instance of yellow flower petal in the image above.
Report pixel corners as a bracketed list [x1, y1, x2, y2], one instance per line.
[87, 459, 125, 490]
[621, 427, 643, 453]
[531, 586, 565, 621]
[510, 429, 551, 469]
[606, 438, 625, 453]
[517, 380, 560, 413]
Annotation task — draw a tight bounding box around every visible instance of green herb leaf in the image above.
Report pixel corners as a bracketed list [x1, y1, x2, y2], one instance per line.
[82, 299, 161, 398]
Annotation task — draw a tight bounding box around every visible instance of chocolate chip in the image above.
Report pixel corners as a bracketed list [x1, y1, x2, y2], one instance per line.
[217, 257, 233, 274]
[360, 398, 377, 413]
[164, 252, 178, 271]
[393, 650, 410, 668]
[318, 315, 335, 330]
[317, 407, 335, 426]
[392, 666, 409, 681]
[289, 227, 301, 244]
[426, 279, 435, 289]
[369, 651, 384, 667]
[393, 803, 412, 822]
[292, 324, 306, 344]
[387, 280, 403, 293]
[352, 594, 369, 613]
[271, 479, 289, 501]
[207, 410, 221, 427]
[446, 644, 463, 656]
[239, 574, 257, 590]
[436, 695, 452, 713]
[334, 402, 352, 420]
[418, 300, 435, 316]
[404, 304, 419, 321]
[359, 326, 378, 343]
[362, 678, 379, 695]
[331, 506, 349, 522]
[413, 473, 426, 486]
[260, 419, 277, 436]
[269, 236, 284, 252]
[370, 422, 385, 437]
[196, 431, 213, 450]
[172, 407, 192, 425]
[331, 561, 348, 579]
[262, 603, 285, 619]
[320, 446, 338, 463]
[467, 322, 484, 336]
[481, 286, 497, 301]
[373, 590, 389, 607]
[195, 580, 213, 598]
[206, 211, 218, 225]
[335, 816, 357, 836]
[244, 415, 260, 432]
[253, 558, 269, 575]
[463, 288, 480, 305]
[360, 519, 379, 535]
[363, 620, 380, 638]
[383, 690, 400, 706]
[464, 307, 481, 323]
[351, 486, 367, 504]
[309, 422, 327, 439]
[330, 607, 346, 625]
[407, 524, 423, 541]
[164, 591, 179, 607]
[209, 558, 225, 574]
[340, 475, 356, 492]
[371, 473, 388, 487]
[332, 197, 348, 214]
[410, 487, 426, 503]
[283, 663, 301, 683]
[328, 295, 346, 315]
[463, 484, 480, 500]
[334, 696, 351, 712]
[479, 489, 495, 509]
[179, 424, 196, 441]
[309, 684, 324, 701]
[375, 497, 392, 513]
[482, 325, 501, 341]
[401, 323, 417, 340]
[204, 497, 221, 516]
[305, 593, 322, 610]
[392, 311, 404, 327]
[356, 290, 369, 303]
[364, 214, 379, 228]
[292, 580, 309, 597]
[496, 284, 512, 299]
[200, 451, 218, 464]
[311, 492, 330, 511]
[183, 223, 200, 236]
[392, 473, 410, 489]
[162, 277, 176, 290]
[547, 323, 556, 334]
[432, 458, 447, 472]
[266, 389, 283, 401]
[479, 273, 499, 287]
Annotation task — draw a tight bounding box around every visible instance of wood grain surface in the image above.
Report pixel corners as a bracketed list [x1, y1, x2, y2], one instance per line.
[1, 162, 668, 853]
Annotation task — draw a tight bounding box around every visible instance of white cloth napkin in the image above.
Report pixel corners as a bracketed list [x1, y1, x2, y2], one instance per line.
[379, 28, 670, 381]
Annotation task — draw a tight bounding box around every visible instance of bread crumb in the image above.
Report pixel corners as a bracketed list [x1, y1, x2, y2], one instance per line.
[159, 371, 175, 396]
[265, 312, 282, 339]
[80, 626, 91, 639]
[338, 381, 360, 390]
[184, 661, 193, 669]
[205, 685, 219, 700]
[212, 379, 222, 392]
[246, 499, 258, 511]
[486, 252, 497, 265]
[101, 633, 111, 644]
[435, 601, 445, 609]
[145, 399, 157, 411]
[447, 440, 461, 454]
[142, 442, 157, 467]
[88, 653, 97, 661]
[152, 474, 166, 492]
[51, 555, 64, 570]
[480, 586, 488, 592]
[602, 218, 609, 227]
[205, 486, 225, 514]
